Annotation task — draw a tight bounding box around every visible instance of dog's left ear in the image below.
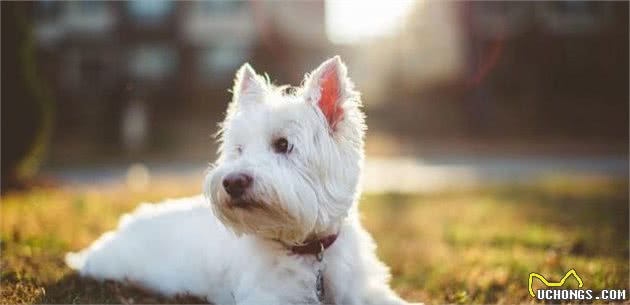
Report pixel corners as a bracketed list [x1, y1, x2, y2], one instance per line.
[232, 63, 266, 107]
[303, 56, 353, 130]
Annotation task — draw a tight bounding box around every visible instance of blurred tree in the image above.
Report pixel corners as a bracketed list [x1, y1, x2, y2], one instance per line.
[1, 2, 54, 191]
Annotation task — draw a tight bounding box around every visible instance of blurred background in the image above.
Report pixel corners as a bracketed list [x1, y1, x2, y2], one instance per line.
[2, 0, 627, 190]
[1, 1, 628, 304]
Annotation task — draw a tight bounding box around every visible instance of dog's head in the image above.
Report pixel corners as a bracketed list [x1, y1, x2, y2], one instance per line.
[204, 56, 365, 244]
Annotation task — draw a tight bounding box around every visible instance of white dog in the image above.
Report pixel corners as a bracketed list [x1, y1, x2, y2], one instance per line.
[66, 57, 413, 305]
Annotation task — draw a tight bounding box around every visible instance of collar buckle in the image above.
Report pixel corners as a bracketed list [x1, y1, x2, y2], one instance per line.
[290, 233, 338, 258]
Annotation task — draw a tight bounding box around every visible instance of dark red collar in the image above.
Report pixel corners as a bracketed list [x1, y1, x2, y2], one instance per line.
[291, 234, 338, 257]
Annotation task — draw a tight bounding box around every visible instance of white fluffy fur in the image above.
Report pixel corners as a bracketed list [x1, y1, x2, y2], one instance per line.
[66, 57, 414, 305]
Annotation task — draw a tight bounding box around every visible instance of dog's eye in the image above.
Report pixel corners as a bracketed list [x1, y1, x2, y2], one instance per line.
[272, 137, 292, 154]
[236, 146, 243, 154]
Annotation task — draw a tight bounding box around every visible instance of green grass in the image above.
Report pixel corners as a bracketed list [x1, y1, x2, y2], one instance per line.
[1, 177, 628, 304]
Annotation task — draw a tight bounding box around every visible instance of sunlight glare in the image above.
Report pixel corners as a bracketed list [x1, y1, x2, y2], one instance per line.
[325, 0, 416, 44]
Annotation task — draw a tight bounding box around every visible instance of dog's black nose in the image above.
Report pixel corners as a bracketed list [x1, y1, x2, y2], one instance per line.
[222, 173, 253, 198]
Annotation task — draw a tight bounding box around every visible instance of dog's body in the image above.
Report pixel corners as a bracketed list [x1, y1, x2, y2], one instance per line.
[67, 57, 412, 305]
[67, 196, 403, 304]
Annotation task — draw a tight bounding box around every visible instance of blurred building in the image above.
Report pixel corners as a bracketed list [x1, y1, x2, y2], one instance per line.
[32, 0, 329, 161]
[23, 1, 629, 164]
[458, 1, 627, 138]
[351, 1, 627, 140]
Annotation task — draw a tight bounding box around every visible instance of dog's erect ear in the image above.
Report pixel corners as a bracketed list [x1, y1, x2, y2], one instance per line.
[303, 56, 352, 130]
[232, 63, 266, 106]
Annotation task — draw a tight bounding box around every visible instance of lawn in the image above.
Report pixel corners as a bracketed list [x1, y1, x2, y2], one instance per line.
[1, 177, 628, 304]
